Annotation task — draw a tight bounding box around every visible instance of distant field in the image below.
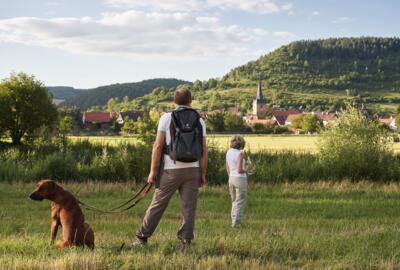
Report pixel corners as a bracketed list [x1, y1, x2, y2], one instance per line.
[69, 135, 400, 153]
[1, 182, 399, 269]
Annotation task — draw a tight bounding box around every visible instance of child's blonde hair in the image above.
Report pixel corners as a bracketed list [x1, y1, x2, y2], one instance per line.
[230, 135, 245, 150]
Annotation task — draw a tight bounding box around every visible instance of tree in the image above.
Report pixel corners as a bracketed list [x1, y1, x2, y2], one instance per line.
[121, 118, 135, 136]
[58, 116, 75, 135]
[207, 78, 218, 89]
[290, 115, 303, 130]
[290, 114, 322, 133]
[301, 114, 322, 133]
[206, 112, 224, 132]
[106, 97, 120, 112]
[193, 80, 203, 92]
[134, 110, 160, 143]
[0, 73, 58, 144]
[224, 112, 246, 132]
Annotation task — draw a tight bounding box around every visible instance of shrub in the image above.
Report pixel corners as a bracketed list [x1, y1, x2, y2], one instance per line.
[32, 153, 78, 181]
[319, 105, 399, 180]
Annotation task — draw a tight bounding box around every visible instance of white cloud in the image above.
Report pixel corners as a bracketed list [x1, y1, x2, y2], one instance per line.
[0, 10, 268, 58]
[105, 0, 203, 12]
[312, 11, 320, 16]
[104, 0, 294, 15]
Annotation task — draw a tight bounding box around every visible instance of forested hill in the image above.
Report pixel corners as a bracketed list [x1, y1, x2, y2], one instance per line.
[220, 37, 400, 91]
[58, 78, 190, 109]
[48, 86, 83, 100]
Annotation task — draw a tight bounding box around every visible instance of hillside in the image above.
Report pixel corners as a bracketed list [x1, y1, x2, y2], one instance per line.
[118, 38, 400, 114]
[60, 37, 400, 114]
[47, 86, 83, 100]
[58, 78, 190, 109]
[221, 37, 400, 91]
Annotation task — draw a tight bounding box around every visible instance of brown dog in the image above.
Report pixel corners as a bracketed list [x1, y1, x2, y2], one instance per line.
[30, 180, 94, 249]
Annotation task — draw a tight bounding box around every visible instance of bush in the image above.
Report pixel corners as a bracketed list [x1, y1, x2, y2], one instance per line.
[31, 153, 78, 181]
[319, 105, 400, 180]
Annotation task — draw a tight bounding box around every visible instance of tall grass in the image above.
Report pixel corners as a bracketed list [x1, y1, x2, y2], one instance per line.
[1, 126, 400, 183]
[1, 182, 400, 269]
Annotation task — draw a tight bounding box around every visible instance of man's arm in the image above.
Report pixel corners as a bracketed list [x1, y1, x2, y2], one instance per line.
[199, 137, 208, 187]
[147, 131, 165, 184]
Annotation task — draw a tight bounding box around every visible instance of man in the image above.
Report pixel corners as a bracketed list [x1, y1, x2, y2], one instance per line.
[135, 86, 207, 248]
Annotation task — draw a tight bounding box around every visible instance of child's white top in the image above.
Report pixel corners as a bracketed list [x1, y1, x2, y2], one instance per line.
[226, 148, 246, 177]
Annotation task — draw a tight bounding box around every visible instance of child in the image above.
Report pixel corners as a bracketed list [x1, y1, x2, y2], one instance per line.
[226, 135, 251, 228]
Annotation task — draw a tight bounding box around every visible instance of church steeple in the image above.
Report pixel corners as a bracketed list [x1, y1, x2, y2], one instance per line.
[256, 79, 265, 101]
[253, 78, 267, 119]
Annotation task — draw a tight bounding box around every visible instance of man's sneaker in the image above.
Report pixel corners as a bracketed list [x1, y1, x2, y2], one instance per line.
[133, 236, 147, 247]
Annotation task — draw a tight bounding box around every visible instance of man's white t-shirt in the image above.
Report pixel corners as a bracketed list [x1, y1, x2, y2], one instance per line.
[158, 111, 206, 170]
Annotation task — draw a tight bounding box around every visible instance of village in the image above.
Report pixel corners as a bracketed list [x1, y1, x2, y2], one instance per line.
[81, 80, 398, 134]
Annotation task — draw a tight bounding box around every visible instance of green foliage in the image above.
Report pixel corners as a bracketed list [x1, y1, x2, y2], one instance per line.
[301, 114, 322, 133]
[319, 105, 398, 180]
[396, 115, 400, 131]
[223, 112, 247, 132]
[63, 79, 190, 109]
[292, 114, 322, 133]
[0, 72, 58, 144]
[223, 37, 400, 92]
[273, 125, 289, 134]
[57, 106, 82, 129]
[251, 123, 274, 134]
[134, 110, 160, 144]
[47, 86, 82, 100]
[32, 153, 78, 181]
[206, 112, 225, 132]
[58, 116, 75, 134]
[121, 118, 135, 136]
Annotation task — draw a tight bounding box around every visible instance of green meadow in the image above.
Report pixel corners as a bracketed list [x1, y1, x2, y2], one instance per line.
[69, 134, 400, 153]
[1, 181, 400, 269]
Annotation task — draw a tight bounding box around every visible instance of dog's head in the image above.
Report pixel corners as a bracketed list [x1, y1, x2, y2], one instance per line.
[29, 180, 60, 201]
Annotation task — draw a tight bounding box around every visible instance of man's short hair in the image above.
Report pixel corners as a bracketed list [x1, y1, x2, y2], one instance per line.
[230, 135, 246, 150]
[174, 86, 192, 105]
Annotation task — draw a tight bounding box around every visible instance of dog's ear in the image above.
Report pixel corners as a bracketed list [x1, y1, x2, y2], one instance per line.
[47, 181, 57, 191]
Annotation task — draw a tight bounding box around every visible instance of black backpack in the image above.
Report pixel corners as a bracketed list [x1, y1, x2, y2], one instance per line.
[165, 106, 203, 163]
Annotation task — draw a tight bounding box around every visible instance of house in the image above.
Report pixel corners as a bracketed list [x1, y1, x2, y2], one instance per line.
[244, 115, 276, 126]
[271, 109, 300, 126]
[120, 110, 147, 122]
[82, 112, 114, 130]
[379, 116, 397, 131]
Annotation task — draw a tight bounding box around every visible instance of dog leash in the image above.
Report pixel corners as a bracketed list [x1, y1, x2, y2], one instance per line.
[78, 183, 153, 214]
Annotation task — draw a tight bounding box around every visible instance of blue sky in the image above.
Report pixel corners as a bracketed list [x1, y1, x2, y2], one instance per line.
[0, 0, 399, 88]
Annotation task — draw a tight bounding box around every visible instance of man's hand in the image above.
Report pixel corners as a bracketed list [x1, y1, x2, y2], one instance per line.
[200, 174, 206, 187]
[147, 171, 157, 184]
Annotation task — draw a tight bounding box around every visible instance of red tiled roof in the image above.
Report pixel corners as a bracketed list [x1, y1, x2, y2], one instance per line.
[84, 112, 111, 123]
[272, 109, 300, 117]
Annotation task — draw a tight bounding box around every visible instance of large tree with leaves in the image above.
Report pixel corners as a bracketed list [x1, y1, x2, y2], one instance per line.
[0, 73, 58, 144]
